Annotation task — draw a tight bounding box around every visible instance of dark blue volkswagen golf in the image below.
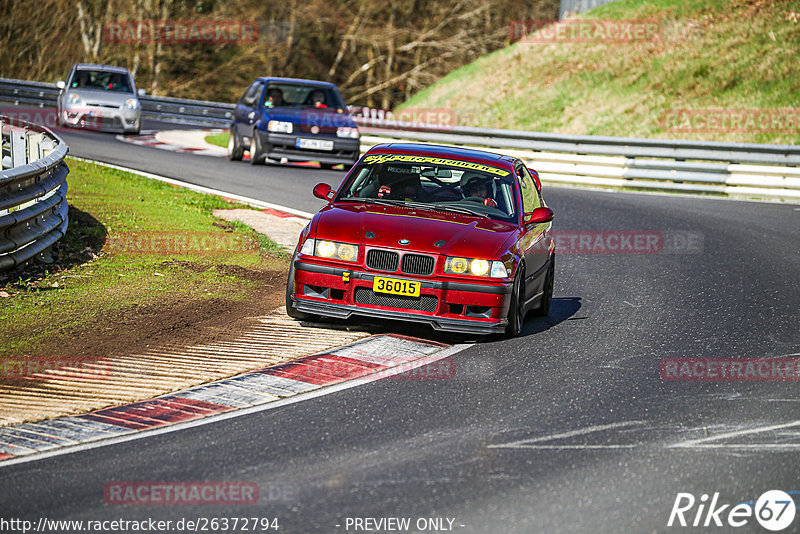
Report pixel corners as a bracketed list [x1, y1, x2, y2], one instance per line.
[228, 77, 361, 169]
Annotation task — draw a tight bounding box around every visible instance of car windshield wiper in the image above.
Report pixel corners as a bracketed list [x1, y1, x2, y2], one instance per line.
[430, 204, 489, 218]
[341, 197, 430, 209]
[339, 198, 489, 218]
[339, 197, 407, 206]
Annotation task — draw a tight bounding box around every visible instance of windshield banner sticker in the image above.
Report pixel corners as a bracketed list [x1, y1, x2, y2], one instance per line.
[363, 154, 511, 177]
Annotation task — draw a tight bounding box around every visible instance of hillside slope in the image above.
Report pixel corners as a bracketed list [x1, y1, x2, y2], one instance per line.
[401, 0, 800, 144]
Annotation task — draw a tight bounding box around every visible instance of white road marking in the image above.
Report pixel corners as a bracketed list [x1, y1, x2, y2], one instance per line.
[670, 420, 800, 449]
[488, 420, 646, 449]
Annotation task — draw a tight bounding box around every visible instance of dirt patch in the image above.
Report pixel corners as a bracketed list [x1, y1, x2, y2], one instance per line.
[2, 263, 288, 386]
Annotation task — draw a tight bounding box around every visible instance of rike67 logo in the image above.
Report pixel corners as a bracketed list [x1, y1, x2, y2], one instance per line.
[668, 490, 796, 531]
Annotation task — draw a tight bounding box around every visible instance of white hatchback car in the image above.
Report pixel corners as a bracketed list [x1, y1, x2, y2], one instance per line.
[56, 64, 144, 134]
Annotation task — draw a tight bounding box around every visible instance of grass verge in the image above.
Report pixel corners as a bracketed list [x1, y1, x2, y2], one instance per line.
[0, 158, 287, 359]
[205, 132, 229, 148]
[401, 0, 800, 145]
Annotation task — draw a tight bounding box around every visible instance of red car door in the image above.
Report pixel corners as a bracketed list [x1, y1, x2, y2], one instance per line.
[515, 162, 553, 309]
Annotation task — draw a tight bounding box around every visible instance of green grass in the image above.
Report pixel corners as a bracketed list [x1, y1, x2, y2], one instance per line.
[0, 158, 286, 357]
[205, 132, 230, 148]
[400, 0, 800, 144]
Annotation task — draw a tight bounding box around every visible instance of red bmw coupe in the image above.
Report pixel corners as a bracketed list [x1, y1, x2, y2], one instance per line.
[285, 143, 555, 336]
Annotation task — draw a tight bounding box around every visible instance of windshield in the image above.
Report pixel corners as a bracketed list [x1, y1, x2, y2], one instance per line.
[336, 154, 517, 222]
[262, 83, 346, 109]
[71, 70, 133, 93]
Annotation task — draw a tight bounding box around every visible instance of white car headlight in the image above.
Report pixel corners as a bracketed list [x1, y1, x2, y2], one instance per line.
[268, 120, 293, 133]
[336, 127, 360, 139]
[67, 93, 82, 106]
[124, 98, 139, 110]
[445, 257, 508, 278]
[315, 240, 358, 261]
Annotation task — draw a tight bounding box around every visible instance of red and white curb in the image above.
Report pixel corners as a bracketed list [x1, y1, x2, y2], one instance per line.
[0, 335, 464, 466]
[116, 129, 329, 168]
[116, 129, 227, 157]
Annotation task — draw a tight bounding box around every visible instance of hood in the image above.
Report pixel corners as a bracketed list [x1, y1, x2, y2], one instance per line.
[313, 203, 518, 259]
[68, 89, 133, 107]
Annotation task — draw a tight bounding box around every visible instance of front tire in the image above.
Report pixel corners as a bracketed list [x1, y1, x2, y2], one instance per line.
[249, 132, 264, 165]
[228, 126, 244, 161]
[505, 265, 525, 337]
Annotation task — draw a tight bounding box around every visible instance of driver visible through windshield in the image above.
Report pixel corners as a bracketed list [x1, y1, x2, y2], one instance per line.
[336, 154, 517, 222]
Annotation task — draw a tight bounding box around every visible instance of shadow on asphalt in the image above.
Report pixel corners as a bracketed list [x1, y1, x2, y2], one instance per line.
[302, 296, 583, 347]
[519, 296, 583, 338]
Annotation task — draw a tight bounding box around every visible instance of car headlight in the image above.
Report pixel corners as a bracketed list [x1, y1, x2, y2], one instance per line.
[336, 127, 360, 139]
[67, 93, 82, 106]
[268, 120, 293, 133]
[302, 239, 358, 262]
[445, 257, 507, 278]
[124, 98, 139, 110]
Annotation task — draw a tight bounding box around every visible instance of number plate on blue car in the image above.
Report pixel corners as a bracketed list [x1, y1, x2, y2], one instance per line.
[296, 138, 334, 151]
[373, 277, 421, 297]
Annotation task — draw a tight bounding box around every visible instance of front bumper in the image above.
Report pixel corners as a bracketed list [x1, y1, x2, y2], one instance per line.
[258, 131, 360, 165]
[61, 105, 140, 133]
[290, 259, 513, 335]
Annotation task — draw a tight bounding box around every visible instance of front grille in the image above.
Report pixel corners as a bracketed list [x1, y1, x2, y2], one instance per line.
[366, 249, 399, 271]
[354, 287, 437, 312]
[401, 253, 435, 276]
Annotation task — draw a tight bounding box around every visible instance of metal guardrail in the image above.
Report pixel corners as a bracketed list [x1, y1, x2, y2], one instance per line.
[0, 115, 69, 271]
[0, 77, 234, 127]
[2, 77, 799, 200]
[353, 115, 800, 200]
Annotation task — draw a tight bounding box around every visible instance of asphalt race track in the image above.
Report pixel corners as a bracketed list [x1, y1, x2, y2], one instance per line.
[1, 113, 799, 532]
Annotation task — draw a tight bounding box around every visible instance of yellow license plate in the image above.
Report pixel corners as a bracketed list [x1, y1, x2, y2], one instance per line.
[373, 277, 421, 297]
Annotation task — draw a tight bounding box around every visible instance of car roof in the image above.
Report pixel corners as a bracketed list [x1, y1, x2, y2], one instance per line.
[73, 63, 132, 75]
[364, 143, 517, 171]
[255, 77, 338, 89]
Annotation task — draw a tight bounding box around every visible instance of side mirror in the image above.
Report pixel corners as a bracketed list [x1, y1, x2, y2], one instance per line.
[524, 207, 554, 224]
[56, 80, 65, 90]
[137, 88, 146, 97]
[313, 182, 334, 201]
